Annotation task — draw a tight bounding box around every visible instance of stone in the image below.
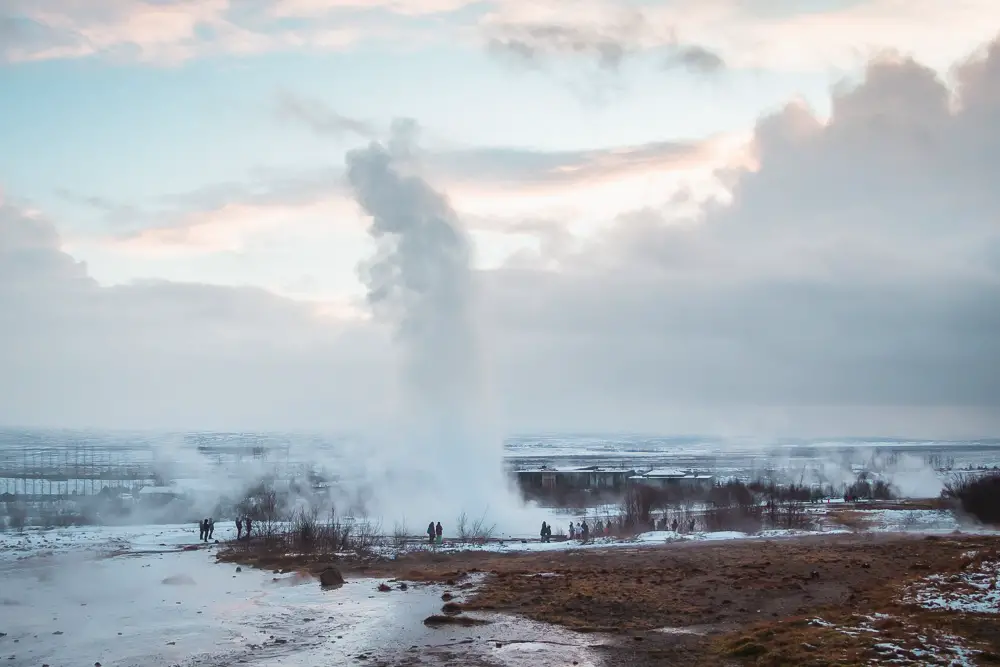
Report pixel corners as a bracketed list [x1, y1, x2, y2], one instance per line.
[319, 567, 344, 587]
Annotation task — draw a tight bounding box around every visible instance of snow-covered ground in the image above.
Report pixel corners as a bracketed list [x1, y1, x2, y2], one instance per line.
[0, 530, 604, 667]
[4, 505, 996, 564]
[903, 558, 1000, 615]
[809, 614, 980, 666]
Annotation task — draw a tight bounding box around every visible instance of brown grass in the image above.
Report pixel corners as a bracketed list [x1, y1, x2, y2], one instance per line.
[219, 531, 1000, 666]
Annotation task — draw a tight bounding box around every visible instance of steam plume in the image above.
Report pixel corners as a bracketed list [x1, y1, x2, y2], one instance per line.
[345, 120, 521, 527]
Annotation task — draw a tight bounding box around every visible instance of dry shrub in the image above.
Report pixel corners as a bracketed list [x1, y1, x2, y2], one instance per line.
[456, 510, 496, 542]
[943, 472, 1000, 525]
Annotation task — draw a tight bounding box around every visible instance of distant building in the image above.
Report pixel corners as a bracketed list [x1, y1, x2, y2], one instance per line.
[629, 469, 714, 489]
[515, 465, 636, 493]
[138, 485, 183, 506]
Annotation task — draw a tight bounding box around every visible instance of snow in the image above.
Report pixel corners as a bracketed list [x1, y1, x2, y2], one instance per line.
[864, 509, 961, 533]
[903, 560, 1000, 615]
[388, 527, 851, 556]
[810, 614, 980, 665]
[0, 522, 238, 562]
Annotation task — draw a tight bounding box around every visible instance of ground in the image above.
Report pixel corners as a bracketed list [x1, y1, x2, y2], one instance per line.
[219, 532, 1000, 666]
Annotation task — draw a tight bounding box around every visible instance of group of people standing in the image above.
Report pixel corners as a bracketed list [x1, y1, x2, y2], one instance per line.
[538, 519, 613, 542]
[235, 516, 253, 540]
[196, 517, 255, 542]
[567, 519, 612, 541]
[539, 522, 553, 542]
[426, 521, 443, 544]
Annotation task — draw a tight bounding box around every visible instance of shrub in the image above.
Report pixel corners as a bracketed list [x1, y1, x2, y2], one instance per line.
[943, 472, 1000, 525]
[456, 510, 496, 542]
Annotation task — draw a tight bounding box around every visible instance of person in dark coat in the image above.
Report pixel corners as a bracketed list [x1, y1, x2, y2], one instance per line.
[540, 521, 548, 542]
[435, 522, 443, 541]
[427, 522, 436, 544]
[245, 517, 253, 539]
[198, 519, 206, 541]
[208, 518, 215, 540]
[236, 518, 243, 540]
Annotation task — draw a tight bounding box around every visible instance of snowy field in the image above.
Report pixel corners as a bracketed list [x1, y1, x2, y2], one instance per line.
[3, 505, 996, 564]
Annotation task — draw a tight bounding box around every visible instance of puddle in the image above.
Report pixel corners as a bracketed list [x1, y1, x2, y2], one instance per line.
[0, 549, 606, 667]
[656, 626, 711, 636]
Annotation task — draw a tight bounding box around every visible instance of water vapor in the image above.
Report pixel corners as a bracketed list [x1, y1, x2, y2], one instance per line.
[345, 120, 530, 530]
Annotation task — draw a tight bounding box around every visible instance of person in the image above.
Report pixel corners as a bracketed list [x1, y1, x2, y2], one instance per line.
[208, 518, 215, 540]
[198, 519, 206, 541]
[202, 518, 210, 542]
[569, 522, 576, 539]
[596, 519, 604, 535]
[540, 521, 548, 542]
[435, 522, 443, 543]
[427, 521, 436, 545]
[671, 518, 679, 532]
[245, 516, 253, 540]
[581, 520, 589, 541]
[236, 517, 243, 540]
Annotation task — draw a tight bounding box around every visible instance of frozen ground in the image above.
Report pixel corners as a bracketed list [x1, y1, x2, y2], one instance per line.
[903, 558, 1000, 615]
[809, 614, 980, 665]
[0, 539, 605, 667]
[0, 522, 238, 562]
[3, 506, 995, 565]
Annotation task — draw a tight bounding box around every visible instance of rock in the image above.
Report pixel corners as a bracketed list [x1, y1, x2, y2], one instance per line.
[377, 583, 392, 592]
[319, 567, 344, 587]
[441, 593, 454, 601]
[423, 615, 490, 627]
[810, 570, 819, 580]
[236, 567, 242, 573]
[441, 602, 462, 615]
[399, 583, 408, 591]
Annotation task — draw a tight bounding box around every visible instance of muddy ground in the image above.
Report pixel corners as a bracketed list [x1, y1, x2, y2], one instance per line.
[219, 533, 1000, 666]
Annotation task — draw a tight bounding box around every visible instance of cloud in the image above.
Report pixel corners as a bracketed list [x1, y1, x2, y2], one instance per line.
[275, 92, 377, 139]
[479, 35, 1000, 430]
[0, 0, 360, 64]
[663, 44, 725, 74]
[5, 37, 1000, 437]
[486, 19, 638, 70]
[0, 196, 392, 430]
[87, 119, 737, 257]
[3, 0, 997, 72]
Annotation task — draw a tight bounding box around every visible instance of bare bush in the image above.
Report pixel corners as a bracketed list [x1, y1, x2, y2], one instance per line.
[392, 517, 410, 550]
[619, 485, 663, 533]
[236, 482, 284, 543]
[456, 510, 496, 542]
[943, 472, 1000, 525]
[351, 515, 384, 553]
[290, 506, 320, 550]
[8, 504, 27, 533]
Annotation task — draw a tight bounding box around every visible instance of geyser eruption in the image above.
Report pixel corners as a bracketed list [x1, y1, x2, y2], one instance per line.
[345, 120, 528, 530]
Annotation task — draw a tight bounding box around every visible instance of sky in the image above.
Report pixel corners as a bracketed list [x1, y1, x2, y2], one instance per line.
[1, 0, 1000, 437]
